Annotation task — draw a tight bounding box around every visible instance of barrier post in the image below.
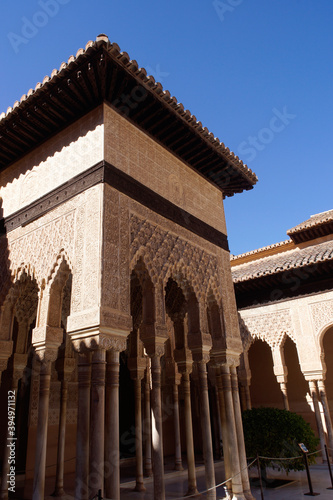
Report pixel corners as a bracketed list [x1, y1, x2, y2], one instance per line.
[256, 454, 264, 500]
[298, 443, 319, 496]
[325, 445, 333, 490]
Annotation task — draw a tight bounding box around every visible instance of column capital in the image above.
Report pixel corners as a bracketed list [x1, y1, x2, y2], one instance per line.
[140, 323, 167, 357]
[70, 328, 129, 353]
[303, 370, 325, 381]
[32, 326, 63, 355]
[210, 349, 240, 368]
[174, 347, 193, 374]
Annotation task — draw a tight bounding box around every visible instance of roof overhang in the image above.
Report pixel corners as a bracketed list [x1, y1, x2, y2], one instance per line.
[0, 35, 257, 197]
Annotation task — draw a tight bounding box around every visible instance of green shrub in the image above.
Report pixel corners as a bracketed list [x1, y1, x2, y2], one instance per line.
[242, 407, 319, 473]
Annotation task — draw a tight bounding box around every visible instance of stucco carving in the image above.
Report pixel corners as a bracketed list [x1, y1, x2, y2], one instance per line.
[7, 211, 75, 286]
[130, 214, 221, 301]
[310, 299, 333, 335]
[239, 309, 295, 349]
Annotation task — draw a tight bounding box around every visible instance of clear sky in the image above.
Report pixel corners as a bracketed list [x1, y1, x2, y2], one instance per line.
[1, 0, 332, 255]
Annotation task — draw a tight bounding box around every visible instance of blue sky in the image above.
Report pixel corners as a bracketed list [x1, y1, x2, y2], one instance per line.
[1, 0, 332, 255]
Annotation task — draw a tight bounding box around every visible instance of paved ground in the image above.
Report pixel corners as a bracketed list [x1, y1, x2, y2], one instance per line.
[14, 458, 333, 498]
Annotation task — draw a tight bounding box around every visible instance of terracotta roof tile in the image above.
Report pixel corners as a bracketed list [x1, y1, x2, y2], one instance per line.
[0, 34, 257, 190]
[287, 209, 333, 235]
[232, 239, 333, 283]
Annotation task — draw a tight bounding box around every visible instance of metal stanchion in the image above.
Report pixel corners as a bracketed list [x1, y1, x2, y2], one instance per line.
[298, 443, 319, 496]
[256, 454, 264, 500]
[325, 445, 333, 490]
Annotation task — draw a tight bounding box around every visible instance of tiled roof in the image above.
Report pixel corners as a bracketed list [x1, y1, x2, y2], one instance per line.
[230, 240, 293, 263]
[232, 239, 333, 283]
[287, 209, 333, 234]
[0, 35, 257, 195]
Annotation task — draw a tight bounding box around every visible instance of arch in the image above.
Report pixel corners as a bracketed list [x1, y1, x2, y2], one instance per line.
[46, 249, 73, 286]
[248, 338, 284, 409]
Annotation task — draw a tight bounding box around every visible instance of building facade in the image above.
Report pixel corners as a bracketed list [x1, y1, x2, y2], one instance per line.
[0, 36, 257, 499]
[232, 210, 333, 459]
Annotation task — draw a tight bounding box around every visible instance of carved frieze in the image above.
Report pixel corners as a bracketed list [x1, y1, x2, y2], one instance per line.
[310, 299, 333, 335]
[239, 309, 295, 349]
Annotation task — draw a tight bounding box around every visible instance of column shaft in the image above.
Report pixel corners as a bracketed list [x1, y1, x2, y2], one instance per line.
[173, 384, 183, 471]
[221, 365, 245, 499]
[309, 380, 326, 461]
[105, 350, 120, 499]
[150, 355, 165, 500]
[216, 369, 232, 495]
[75, 353, 91, 500]
[280, 382, 289, 411]
[197, 362, 216, 500]
[53, 379, 68, 496]
[134, 377, 145, 491]
[144, 373, 152, 477]
[183, 372, 198, 495]
[89, 349, 106, 497]
[32, 360, 52, 500]
[231, 366, 254, 500]
[318, 380, 333, 459]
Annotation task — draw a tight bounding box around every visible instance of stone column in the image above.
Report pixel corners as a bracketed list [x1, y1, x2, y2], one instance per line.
[230, 365, 255, 500]
[32, 356, 53, 500]
[221, 364, 246, 500]
[214, 387, 223, 459]
[216, 367, 232, 496]
[309, 380, 327, 461]
[133, 375, 145, 491]
[197, 361, 216, 500]
[318, 379, 333, 459]
[182, 370, 198, 495]
[105, 349, 122, 499]
[53, 358, 75, 497]
[173, 381, 183, 471]
[144, 365, 153, 477]
[272, 347, 289, 411]
[89, 349, 106, 498]
[75, 352, 91, 500]
[150, 354, 165, 500]
[279, 381, 290, 411]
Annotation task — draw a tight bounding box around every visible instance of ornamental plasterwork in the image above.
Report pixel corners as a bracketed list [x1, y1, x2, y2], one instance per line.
[130, 214, 221, 301]
[310, 300, 333, 335]
[7, 210, 75, 286]
[239, 309, 295, 349]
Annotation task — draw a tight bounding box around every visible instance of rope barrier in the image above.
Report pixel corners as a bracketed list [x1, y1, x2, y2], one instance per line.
[171, 457, 257, 500]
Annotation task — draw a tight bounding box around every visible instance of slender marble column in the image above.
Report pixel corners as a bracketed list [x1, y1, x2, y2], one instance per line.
[216, 367, 232, 495]
[173, 383, 183, 471]
[52, 379, 68, 497]
[318, 380, 333, 459]
[230, 366, 254, 500]
[89, 349, 106, 498]
[309, 380, 327, 461]
[144, 369, 153, 477]
[197, 362, 216, 500]
[183, 371, 198, 495]
[32, 359, 52, 500]
[150, 355, 165, 499]
[0, 377, 19, 500]
[75, 352, 91, 500]
[105, 350, 121, 499]
[279, 382, 290, 411]
[216, 368, 232, 495]
[221, 365, 246, 499]
[133, 376, 145, 492]
[214, 387, 223, 459]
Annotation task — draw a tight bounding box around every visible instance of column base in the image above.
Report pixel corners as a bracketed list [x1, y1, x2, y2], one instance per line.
[186, 487, 200, 497]
[134, 482, 146, 492]
[174, 463, 184, 471]
[144, 469, 153, 477]
[244, 490, 256, 500]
